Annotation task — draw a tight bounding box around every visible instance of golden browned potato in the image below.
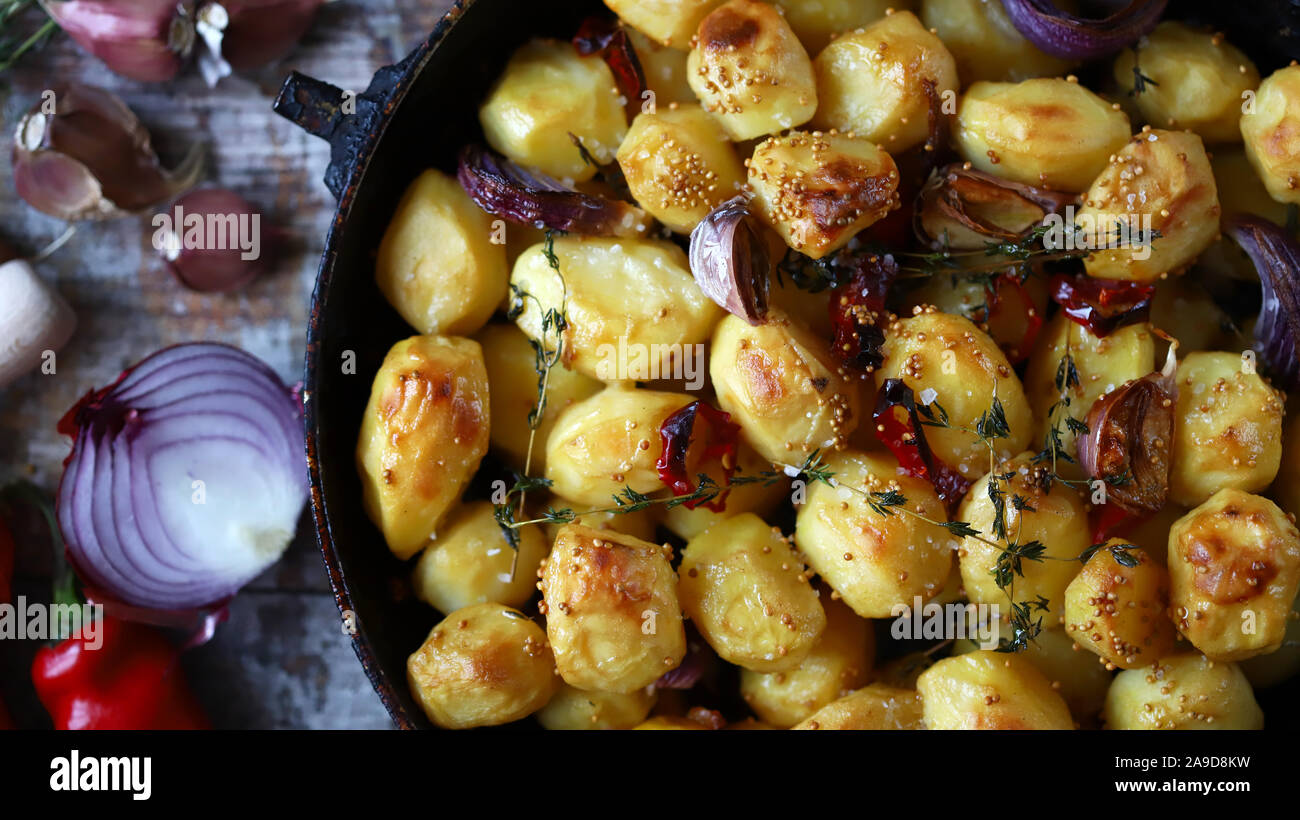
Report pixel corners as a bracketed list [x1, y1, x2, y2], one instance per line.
[1148, 276, 1237, 354]
[1241, 65, 1300, 204]
[605, 0, 725, 49]
[357, 335, 490, 560]
[957, 453, 1088, 620]
[1103, 653, 1264, 729]
[536, 683, 657, 730]
[793, 684, 925, 730]
[1275, 411, 1300, 520]
[633, 716, 708, 729]
[921, 0, 1071, 84]
[511, 236, 722, 381]
[375, 169, 507, 337]
[741, 595, 873, 726]
[903, 271, 1049, 363]
[811, 10, 959, 152]
[795, 450, 956, 617]
[616, 103, 747, 233]
[1240, 603, 1300, 688]
[1064, 541, 1177, 670]
[544, 385, 696, 506]
[876, 308, 1034, 481]
[407, 603, 557, 729]
[541, 493, 659, 544]
[411, 501, 548, 614]
[747, 131, 900, 259]
[541, 524, 686, 692]
[1169, 352, 1285, 507]
[1113, 23, 1258, 143]
[1168, 489, 1300, 661]
[1077, 129, 1220, 282]
[917, 650, 1075, 729]
[687, 0, 818, 140]
[956, 626, 1114, 720]
[954, 78, 1131, 191]
[710, 310, 860, 463]
[661, 443, 788, 540]
[679, 513, 826, 671]
[479, 40, 626, 182]
[1023, 314, 1155, 470]
[477, 323, 601, 476]
[628, 28, 696, 106]
[771, 0, 902, 54]
[1122, 501, 1189, 566]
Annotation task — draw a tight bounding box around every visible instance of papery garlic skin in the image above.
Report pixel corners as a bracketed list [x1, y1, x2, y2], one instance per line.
[42, 0, 197, 82]
[0, 260, 77, 389]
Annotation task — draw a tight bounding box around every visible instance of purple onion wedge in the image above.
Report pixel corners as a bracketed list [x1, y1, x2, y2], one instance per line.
[999, 0, 1167, 60]
[1225, 214, 1300, 392]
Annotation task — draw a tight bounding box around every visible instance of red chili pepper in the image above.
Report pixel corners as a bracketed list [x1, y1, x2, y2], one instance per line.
[656, 400, 740, 512]
[32, 614, 209, 730]
[985, 274, 1043, 364]
[1050, 273, 1155, 337]
[573, 17, 646, 120]
[828, 252, 898, 375]
[873, 379, 971, 509]
[1088, 502, 1147, 546]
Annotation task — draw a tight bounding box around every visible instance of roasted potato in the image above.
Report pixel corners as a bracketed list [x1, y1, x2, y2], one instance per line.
[375, 169, 507, 337]
[1077, 129, 1220, 282]
[795, 450, 956, 617]
[407, 603, 557, 729]
[1103, 653, 1264, 729]
[710, 310, 860, 463]
[902, 269, 1049, 364]
[1275, 411, 1300, 521]
[876, 308, 1034, 481]
[956, 626, 1113, 720]
[628, 27, 696, 107]
[616, 103, 747, 233]
[957, 453, 1089, 620]
[954, 77, 1131, 191]
[660, 443, 788, 540]
[747, 131, 900, 259]
[479, 39, 627, 181]
[771, 0, 902, 55]
[1023, 315, 1155, 469]
[810, 10, 959, 152]
[741, 594, 873, 726]
[536, 683, 657, 730]
[357, 335, 490, 559]
[1064, 541, 1177, 670]
[687, 0, 818, 140]
[1112, 23, 1258, 143]
[544, 385, 696, 506]
[1169, 352, 1285, 507]
[793, 684, 925, 730]
[541, 524, 686, 692]
[1168, 489, 1300, 661]
[1148, 276, 1237, 355]
[541, 492, 659, 544]
[921, 0, 1071, 84]
[411, 501, 548, 614]
[477, 323, 601, 475]
[679, 513, 825, 671]
[1240, 65, 1300, 204]
[511, 236, 722, 381]
[1240, 603, 1300, 688]
[604, 0, 725, 49]
[917, 650, 1075, 729]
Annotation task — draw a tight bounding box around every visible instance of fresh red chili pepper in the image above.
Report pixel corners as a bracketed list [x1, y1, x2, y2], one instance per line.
[1089, 502, 1146, 546]
[573, 17, 646, 120]
[32, 614, 209, 730]
[656, 400, 740, 511]
[985, 274, 1044, 364]
[1050, 273, 1155, 337]
[873, 379, 971, 509]
[828, 252, 898, 375]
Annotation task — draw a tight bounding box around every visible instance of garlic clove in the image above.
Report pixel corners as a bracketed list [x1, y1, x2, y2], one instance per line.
[42, 0, 197, 82]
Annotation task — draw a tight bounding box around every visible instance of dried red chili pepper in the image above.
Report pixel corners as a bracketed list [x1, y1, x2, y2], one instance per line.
[32, 615, 210, 730]
[573, 17, 647, 120]
[829, 252, 898, 376]
[873, 379, 972, 508]
[656, 400, 741, 511]
[1050, 273, 1155, 337]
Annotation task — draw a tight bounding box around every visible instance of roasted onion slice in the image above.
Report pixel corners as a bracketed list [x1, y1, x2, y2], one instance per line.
[1224, 213, 1300, 392]
[999, 0, 1168, 60]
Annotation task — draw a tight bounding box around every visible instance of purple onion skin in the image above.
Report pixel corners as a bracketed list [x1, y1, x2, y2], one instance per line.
[45, 0, 196, 82]
[1226, 213, 1300, 392]
[1000, 0, 1168, 60]
[153, 188, 275, 292]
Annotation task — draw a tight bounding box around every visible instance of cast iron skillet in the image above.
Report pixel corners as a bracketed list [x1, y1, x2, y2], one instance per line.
[276, 0, 1300, 730]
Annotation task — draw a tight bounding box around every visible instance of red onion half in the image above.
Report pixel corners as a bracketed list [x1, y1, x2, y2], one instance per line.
[1225, 214, 1300, 392]
[999, 0, 1167, 60]
[56, 343, 307, 611]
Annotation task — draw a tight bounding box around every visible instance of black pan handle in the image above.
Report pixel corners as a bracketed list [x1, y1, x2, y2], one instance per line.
[273, 52, 416, 200]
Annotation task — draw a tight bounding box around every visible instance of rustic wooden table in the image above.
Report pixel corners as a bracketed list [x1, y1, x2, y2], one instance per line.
[0, 0, 458, 729]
